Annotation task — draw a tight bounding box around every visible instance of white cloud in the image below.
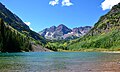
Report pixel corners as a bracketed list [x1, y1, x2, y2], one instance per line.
[30, 28, 33, 30]
[24, 22, 33, 30]
[24, 22, 31, 26]
[62, 0, 73, 6]
[49, 0, 73, 6]
[49, 0, 59, 6]
[101, 0, 120, 10]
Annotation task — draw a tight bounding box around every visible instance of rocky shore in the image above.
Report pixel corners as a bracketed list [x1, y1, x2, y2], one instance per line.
[31, 44, 52, 52]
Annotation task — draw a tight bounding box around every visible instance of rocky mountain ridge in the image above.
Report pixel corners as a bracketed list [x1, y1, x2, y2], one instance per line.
[39, 24, 92, 40]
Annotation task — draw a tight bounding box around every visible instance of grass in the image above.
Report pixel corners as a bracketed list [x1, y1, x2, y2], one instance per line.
[57, 48, 120, 52]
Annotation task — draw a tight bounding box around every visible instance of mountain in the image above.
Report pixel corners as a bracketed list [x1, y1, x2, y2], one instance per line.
[0, 2, 45, 43]
[0, 2, 49, 52]
[67, 3, 120, 51]
[39, 24, 92, 40]
[0, 18, 32, 52]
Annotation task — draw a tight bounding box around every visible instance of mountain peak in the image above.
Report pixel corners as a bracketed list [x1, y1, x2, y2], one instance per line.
[57, 24, 68, 29]
[39, 24, 92, 40]
[58, 24, 66, 26]
[50, 26, 56, 28]
[56, 24, 72, 34]
[57, 24, 70, 30]
[49, 25, 56, 32]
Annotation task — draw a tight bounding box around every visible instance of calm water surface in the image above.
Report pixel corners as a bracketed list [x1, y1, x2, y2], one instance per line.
[0, 52, 120, 72]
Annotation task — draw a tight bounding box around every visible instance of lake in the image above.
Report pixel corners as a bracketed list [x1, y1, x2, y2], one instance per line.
[0, 52, 120, 72]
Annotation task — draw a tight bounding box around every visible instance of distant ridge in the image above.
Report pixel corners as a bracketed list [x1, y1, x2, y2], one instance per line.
[39, 24, 92, 40]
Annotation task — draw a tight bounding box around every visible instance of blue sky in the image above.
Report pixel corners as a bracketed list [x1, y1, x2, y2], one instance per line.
[0, 0, 120, 32]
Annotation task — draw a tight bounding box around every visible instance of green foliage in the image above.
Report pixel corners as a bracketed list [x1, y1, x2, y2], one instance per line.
[0, 18, 32, 52]
[0, 3, 46, 46]
[68, 28, 120, 51]
[45, 40, 68, 51]
[42, 3, 120, 52]
[67, 3, 120, 51]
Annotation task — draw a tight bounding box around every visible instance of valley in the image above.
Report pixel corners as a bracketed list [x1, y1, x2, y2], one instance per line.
[0, 2, 120, 52]
[0, 1, 120, 72]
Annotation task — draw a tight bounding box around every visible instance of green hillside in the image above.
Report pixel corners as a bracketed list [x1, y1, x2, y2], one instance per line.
[0, 2, 49, 52]
[67, 3, 120, 51]
[0, 19, 33, 52]
[0, 2, 46, 45]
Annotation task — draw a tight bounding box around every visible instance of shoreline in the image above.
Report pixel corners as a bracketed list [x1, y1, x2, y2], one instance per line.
[58, 49, 120, 53]
[102, 51, 120, 53]
[1, 49, 120, 53]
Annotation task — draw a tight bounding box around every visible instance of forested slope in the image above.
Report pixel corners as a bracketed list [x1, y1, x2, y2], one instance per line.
[67, 3, 120, 51]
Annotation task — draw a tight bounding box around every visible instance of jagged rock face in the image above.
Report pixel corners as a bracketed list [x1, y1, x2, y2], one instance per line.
[56, 24, 72, 34]
[49, 26, 56, 32]
[39, 24, 92, 40]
